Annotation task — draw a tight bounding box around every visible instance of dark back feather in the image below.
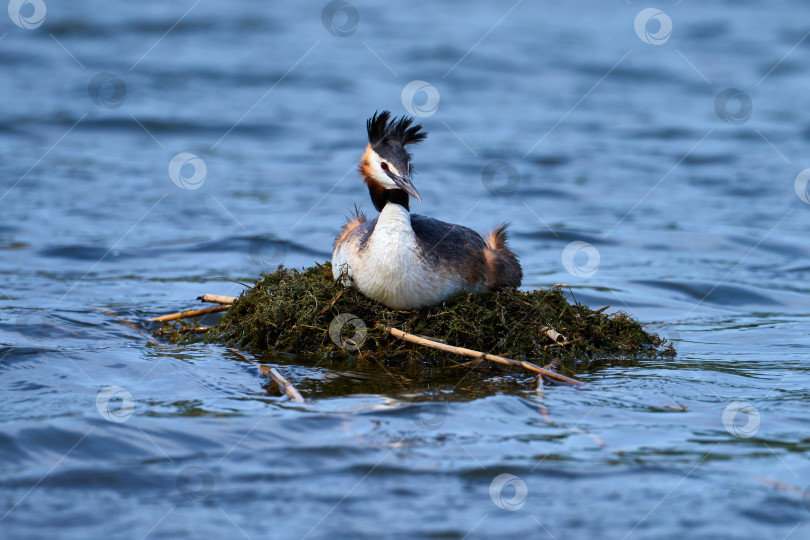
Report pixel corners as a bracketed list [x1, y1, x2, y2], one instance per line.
[409, 214, 486, 265]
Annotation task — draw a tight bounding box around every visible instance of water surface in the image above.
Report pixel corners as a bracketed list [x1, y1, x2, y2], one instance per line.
[2, 1, 810, 538]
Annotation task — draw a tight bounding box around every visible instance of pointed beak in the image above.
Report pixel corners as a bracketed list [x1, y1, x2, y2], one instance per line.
[386, 171, 422, 201]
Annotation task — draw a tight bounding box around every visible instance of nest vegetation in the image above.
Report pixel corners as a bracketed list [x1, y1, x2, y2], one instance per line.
[192, 262, 671, 370]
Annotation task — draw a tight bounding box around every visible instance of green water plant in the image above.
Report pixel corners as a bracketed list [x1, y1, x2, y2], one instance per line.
[172, 263, 670, 378]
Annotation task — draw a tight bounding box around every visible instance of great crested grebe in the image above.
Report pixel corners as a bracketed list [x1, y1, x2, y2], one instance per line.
[332, 111, 522, 309]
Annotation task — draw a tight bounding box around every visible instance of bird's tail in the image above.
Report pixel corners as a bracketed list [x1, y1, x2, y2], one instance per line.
[484, 223, 523, 289]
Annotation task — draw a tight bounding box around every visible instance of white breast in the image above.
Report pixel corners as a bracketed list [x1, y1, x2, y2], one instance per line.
[333, 202, 468, 309]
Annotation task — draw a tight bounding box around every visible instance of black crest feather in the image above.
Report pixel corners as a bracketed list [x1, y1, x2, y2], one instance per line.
[367, 110, 428, 147]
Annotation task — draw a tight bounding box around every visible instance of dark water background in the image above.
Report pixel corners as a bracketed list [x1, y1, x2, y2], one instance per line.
[2, 1, 810, 538]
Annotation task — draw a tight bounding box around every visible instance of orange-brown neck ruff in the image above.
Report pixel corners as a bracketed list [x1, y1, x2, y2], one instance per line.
[359, 150, 410, 212]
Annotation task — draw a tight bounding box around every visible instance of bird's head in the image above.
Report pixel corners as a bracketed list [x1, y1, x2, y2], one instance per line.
[360, 110, 427, 211]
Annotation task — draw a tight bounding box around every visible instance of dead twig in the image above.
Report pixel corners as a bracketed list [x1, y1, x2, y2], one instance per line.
[178, 326, 210, 334]
[197, 294, 236, 305]
[565, 285, 579, 306]
[149, 305, 229, 322]
[259, 365, 305, 403]
[539, 325, 567, 345]
[384, 326, 583, 386]
[663, 403, 687, 411]
[227, 348, 306, 403]
[156, 326, 210, 335]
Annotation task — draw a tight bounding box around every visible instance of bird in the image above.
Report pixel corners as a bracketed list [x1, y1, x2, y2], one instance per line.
[332, 111, 522, 309]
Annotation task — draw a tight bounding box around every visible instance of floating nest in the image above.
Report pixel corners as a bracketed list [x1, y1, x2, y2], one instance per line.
[161, 263, 671, 377]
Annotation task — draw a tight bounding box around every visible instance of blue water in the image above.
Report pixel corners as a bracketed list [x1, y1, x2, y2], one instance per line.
[2, 1, 810, 538]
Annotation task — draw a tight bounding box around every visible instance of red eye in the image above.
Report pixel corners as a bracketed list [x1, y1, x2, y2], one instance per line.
[380, 162, 389, 170]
